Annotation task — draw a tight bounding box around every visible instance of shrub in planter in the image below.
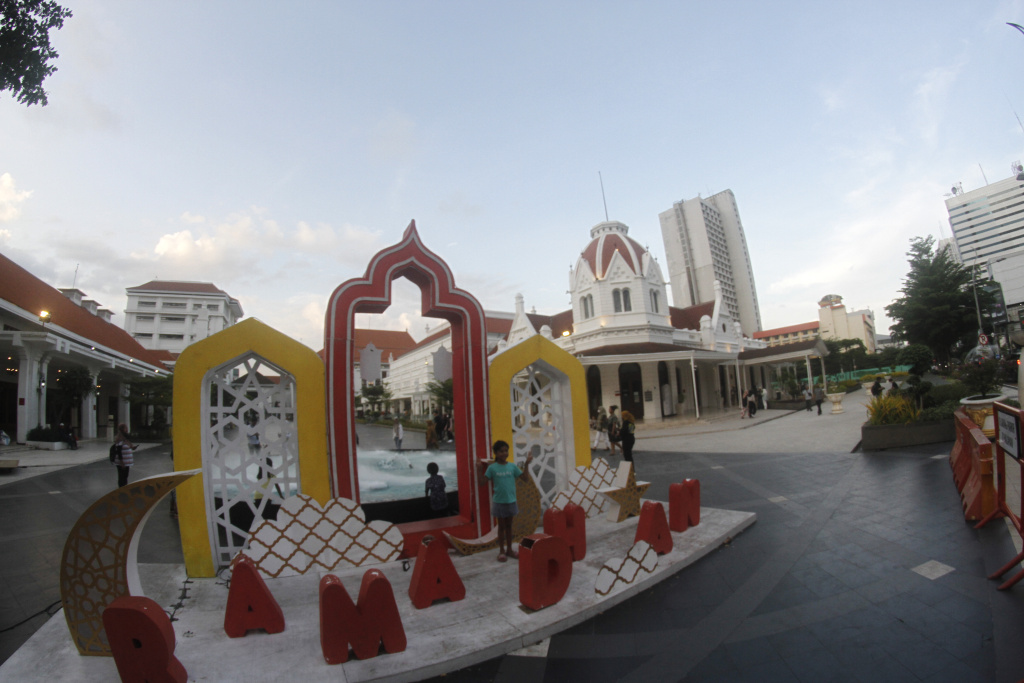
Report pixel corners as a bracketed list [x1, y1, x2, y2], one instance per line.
[916, 400, 960, 423]
[867, 395, 920, 425]
[922, 381, 972, 408]
[859, 374, 877, 383]
[27, 425, 61, 441]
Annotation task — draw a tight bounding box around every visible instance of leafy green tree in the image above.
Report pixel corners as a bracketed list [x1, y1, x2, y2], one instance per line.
[0, 0, 72, 106]
[359, 382, 392, 414]
[823, 338, 866, 376]
[897, 344, 933, 377]
[885, 236, 992, 364]
[425, 378, 453, 412]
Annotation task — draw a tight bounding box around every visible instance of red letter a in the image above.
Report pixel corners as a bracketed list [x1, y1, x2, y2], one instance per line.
[103, 596, 187, 683]
[408, 539, 466, 609]
[224, 555, 285, 638]
[635, 501, 673, 554]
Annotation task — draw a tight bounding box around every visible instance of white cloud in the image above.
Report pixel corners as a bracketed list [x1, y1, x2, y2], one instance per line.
[0, 174, 32, 222]
[0, 229, 11, 246]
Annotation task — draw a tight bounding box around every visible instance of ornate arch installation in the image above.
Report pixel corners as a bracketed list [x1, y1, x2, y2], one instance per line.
[324, 221, 492, 544]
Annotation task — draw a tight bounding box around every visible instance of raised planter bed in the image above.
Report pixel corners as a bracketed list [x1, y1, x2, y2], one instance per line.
[25, 440, 67, 451]
[860, 420, 955, 451]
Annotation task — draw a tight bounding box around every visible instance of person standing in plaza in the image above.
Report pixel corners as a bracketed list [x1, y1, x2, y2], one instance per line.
[607, 405, 622, 456]
[112, 423, 135, 488]
[393, 417, 404, 451]
[620, 410, 637, 462]
[802, 385, 813, 412]
[481, 440, 533, 562]
[813, 384, 824, 415]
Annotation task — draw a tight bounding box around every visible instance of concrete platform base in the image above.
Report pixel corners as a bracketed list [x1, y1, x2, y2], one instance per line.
[2, 504, 754, 682]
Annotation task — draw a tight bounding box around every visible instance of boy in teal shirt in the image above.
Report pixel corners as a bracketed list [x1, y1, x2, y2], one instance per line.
[481, 440, 533, 562]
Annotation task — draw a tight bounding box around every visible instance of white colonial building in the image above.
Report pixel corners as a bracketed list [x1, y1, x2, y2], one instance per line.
[376, 220, 821, 423]
[124, 281, 243, 360]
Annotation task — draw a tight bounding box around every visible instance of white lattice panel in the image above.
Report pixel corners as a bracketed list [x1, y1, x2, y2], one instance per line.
[509, 364, 569, 511]
[202, 354, 301, 568]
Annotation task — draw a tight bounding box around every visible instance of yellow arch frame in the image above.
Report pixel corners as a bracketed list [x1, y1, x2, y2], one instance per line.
[172, 318, 330, 577]
[488, 335, 591, 468]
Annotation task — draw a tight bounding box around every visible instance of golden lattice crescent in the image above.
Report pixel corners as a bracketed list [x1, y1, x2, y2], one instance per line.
[60, 470, 199, 656]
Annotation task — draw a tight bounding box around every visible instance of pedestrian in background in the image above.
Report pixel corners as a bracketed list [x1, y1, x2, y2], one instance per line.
[113, 423, 135, 488]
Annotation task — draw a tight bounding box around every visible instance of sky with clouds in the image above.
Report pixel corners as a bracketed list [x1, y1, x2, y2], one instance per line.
[2, 1, 1024, 349]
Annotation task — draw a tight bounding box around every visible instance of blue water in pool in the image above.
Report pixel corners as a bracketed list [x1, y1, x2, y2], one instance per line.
[357, 450, 459, 503]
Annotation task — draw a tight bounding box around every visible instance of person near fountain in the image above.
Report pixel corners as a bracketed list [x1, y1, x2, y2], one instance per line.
[481, 440, 533, 562]
[424, 462, 448, 517]
[393, 417, 404, 451]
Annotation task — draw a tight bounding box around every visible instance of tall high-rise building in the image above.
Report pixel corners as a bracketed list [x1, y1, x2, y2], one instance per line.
[659, 189, 762, 336]
[945, 170, 1024, 263]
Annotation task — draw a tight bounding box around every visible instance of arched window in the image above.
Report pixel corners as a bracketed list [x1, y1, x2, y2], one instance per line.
[622, 288, 632, 312]
[650, 290, 659, 313]
[613, 289, 622, 312]
[581, 295, 594, 319]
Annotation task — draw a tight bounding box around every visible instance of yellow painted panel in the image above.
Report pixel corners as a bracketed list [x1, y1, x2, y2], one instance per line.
[488, 335, 591, 468]
[172, 318, 329, 577]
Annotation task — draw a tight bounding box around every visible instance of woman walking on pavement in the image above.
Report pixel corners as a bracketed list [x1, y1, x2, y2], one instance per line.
[113, 423, 135, 488]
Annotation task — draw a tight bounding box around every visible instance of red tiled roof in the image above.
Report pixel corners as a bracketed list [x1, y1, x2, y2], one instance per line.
[525, 310, 574, 337]
[0, 253, 171, 369]
[127, 280, 227, 295]
[317, 329, 417, 362]
[754, 321, 819, 339]
[669, 302, 715, 330]
[580, 231, 646, 279]
[577, 342, 693, 357]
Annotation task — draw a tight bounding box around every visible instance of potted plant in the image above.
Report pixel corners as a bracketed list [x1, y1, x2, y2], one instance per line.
[957, 355, 1006, 437]
[826, 383, 846, 414]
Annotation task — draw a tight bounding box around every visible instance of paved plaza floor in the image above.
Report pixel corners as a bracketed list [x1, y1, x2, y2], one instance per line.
[1, 388, 1023, 681]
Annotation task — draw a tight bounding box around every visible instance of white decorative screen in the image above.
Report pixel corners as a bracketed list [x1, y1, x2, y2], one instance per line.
[509, 362, 569, 511]
[202, 354, 300, 568]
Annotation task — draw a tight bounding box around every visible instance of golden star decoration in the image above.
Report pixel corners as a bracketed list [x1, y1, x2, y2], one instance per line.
[597, 462, 651, 523]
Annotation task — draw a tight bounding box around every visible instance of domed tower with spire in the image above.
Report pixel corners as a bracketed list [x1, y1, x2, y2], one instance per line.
[568, 220, 673, 351]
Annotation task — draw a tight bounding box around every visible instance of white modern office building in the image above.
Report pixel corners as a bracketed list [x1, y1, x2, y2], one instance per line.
[124, 281, 244, 358]
[659, 189, 762, 337]
[945, 172, 1024, 264]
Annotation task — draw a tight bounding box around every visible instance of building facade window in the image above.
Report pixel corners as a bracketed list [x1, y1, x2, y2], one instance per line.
[622, 288, 632, 312]
[138, 301, 156, 308]
[613, 289, 622, 312]
[650, 290, 659, 313]
[162, 302, 186, 309]
[581, 294, 594, 319]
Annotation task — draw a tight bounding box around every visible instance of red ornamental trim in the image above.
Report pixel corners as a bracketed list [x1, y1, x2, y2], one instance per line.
[324, 221, 491, 538]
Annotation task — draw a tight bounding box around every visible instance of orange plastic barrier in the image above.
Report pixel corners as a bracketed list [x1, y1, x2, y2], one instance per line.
[949, 410, 996, 522]
[975, 403, 1024, 590]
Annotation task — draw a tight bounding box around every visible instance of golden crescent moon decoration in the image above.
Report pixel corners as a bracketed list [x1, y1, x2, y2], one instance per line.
[60, 470, 200, 656]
